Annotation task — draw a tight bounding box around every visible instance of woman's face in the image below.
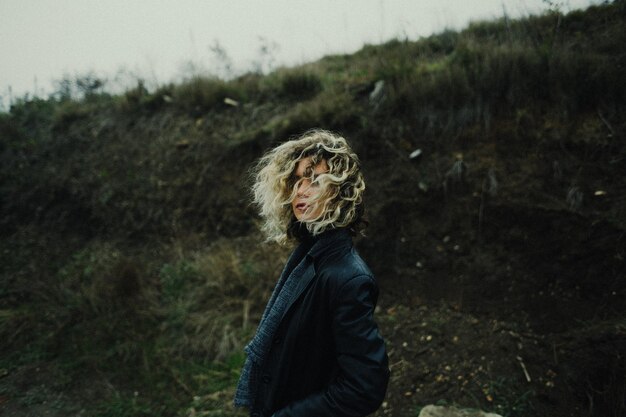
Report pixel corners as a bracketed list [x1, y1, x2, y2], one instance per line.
[291, 156, 329, 221]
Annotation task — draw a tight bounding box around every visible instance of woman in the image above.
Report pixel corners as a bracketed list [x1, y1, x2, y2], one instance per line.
[234, 130, 389, 417]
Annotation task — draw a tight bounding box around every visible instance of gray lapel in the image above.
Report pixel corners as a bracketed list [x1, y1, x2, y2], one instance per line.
[280, 261, 316, 323]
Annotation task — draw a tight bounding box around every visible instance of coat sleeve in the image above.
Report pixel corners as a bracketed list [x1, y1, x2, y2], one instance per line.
[272, 274, 390, 417]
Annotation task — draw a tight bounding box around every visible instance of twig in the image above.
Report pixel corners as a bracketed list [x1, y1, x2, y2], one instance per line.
[242, 299, 250, 330]
[553, 341, 559, 366]
[477, 178, 487, 245]
[170, 368, 193, 395]
[586, 384, 595, 415]
[7, 320, 28, 346]
[516, 355, 532, 382]
[384, 140, 408, 160]
[597, 109, 615, 136]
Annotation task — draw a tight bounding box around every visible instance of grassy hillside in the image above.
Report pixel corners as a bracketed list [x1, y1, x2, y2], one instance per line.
[1, 2, 625, 416]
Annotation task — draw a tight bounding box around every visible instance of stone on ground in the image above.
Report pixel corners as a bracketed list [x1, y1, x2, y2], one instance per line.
[418, 405, 503, 417]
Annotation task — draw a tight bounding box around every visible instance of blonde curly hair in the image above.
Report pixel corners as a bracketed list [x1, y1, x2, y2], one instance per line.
[251, 129, 366, 244]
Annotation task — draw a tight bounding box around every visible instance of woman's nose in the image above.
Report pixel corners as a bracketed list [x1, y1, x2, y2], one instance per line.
[297, 180, 309, 196]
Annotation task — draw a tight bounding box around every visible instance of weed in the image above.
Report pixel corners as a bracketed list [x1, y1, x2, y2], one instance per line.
[485, 377, 535, 417]
[251, 37, 280, 75]
[278, 70, 323, 100]
[207, 39, 234, 79]
[160, 260, 198, 302]
[566, 185, 584, 211]
[157, 236, 287, 360]
[93, 391, 154, 417]
[172, 76, 243, 114]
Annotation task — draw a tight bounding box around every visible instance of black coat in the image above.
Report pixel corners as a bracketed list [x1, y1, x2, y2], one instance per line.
[250, 228, 389, 417]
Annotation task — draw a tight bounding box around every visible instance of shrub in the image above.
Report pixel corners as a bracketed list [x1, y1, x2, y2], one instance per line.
[172, 76, 243, 114]
[279, 70, 323, 100]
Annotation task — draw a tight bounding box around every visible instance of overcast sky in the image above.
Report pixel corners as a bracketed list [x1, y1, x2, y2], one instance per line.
[0, 0, 599, 107]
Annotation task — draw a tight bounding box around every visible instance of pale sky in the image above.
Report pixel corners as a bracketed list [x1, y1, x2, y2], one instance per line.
[0, 0, 599, 108]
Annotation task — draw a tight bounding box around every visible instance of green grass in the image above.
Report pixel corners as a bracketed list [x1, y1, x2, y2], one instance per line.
[0, 230, 285, 415]
[483, 377, 535, 417]
[413, 382, 534, 417]
[93, 392, 155, 417]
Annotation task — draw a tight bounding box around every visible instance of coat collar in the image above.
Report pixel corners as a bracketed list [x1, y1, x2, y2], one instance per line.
[279, 228, 352, 323]
[306, 227, 353, 260]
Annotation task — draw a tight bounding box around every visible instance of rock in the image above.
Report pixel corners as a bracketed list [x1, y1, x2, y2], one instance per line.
[176, 139, 190, 149]
[409, 148, 422, 159]
[223, 97, 239, 107]
[369, 80, 386, 106]
[418, 405, 502, 417]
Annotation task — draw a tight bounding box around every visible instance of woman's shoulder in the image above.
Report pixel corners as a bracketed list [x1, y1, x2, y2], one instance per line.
[315, 246, 375, 286]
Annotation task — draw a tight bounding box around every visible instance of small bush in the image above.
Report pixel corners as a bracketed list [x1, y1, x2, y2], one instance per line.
[422, 29, 460, 55]
[231, 72, 263, 101]
[7, 97, 56, 139]
[172, 76, 243, 114]
[278, 70, 323, 100]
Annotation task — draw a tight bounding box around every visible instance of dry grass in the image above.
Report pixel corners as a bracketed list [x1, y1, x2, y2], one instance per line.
[159, 235, 289, 361]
